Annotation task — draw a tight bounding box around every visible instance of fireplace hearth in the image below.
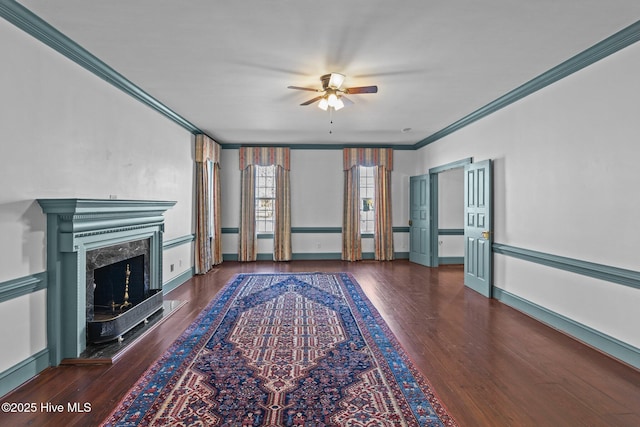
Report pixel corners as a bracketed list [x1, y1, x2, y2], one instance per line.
[38, 198, 176, 364]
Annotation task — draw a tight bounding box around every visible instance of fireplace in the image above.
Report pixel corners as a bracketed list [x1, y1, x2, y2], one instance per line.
[38, 199, 175, 364]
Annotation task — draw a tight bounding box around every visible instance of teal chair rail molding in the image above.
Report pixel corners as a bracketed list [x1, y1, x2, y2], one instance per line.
[0, 272, 47, 304]
[221, 227, 411, 234]
[493, 243, 640, 291]
[163, 234, 195, 250]
[222, 252, 410, 261]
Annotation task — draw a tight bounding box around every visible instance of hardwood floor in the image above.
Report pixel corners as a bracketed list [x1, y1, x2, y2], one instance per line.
[2, 261, 639, 426]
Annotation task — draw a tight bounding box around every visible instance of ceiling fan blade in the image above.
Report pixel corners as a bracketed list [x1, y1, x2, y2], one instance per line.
[288, 86, 320, 92]
[341, 96, 354, 106]
[300, 96, 323, 106]
[344, 85, 378, 94]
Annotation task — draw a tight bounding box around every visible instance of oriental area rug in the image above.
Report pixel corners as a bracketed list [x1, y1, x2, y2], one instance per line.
[102, 273, 457, 426]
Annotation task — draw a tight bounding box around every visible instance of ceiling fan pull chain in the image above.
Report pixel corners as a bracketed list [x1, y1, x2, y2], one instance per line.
[329, 108, 334, 134]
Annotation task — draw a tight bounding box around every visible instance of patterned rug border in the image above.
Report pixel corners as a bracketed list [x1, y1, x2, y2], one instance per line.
[101, 272, 458, 426]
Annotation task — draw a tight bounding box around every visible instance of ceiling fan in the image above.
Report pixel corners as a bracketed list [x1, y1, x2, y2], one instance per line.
[288, 73, 378, 111]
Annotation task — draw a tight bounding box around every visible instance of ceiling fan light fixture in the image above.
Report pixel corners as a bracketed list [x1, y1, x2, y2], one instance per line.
[328, 73, 345, 89]
[327, 92, 338, 107]
[289, 73, 378, 112]
[318, 97, 329, 111]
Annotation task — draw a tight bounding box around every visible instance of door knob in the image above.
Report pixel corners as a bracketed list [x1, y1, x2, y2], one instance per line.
[408, 220, 413, 226]
[482, 231, 491, 239]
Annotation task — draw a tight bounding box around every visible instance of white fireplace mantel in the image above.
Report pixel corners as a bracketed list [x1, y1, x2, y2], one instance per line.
[38, 199, 176, 365]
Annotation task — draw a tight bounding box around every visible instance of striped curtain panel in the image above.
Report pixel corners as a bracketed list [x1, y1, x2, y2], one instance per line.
[274, 166, 292, 261]
[194, 134, 222, 274]
[212, 162, 223, 265]
[342, 148, 394, 261]
[238, 164, 256, 262]
[374, 165, 394, 260]
[342, 166, 362, 261]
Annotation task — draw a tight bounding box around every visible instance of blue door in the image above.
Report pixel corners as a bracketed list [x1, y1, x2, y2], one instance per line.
[409, 174, 431, 266]
[464, 160, 492, 297]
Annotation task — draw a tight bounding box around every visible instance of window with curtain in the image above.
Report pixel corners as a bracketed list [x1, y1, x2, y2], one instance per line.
[255, 164, 276, 234]
[343, 148, 394, 261]
[238, 147, 291, 262]
[359, 165, 375, 234]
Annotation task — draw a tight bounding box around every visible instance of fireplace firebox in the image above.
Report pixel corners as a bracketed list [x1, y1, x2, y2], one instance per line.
[85, 239, 163, 343]
[92, 255, 146, 319]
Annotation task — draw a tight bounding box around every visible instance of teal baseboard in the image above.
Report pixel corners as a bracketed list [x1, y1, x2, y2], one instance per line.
[493, 287, 640, 370]
[292, 253, 341, 260]
[0, 348, 49, 398]
[439, 256, 464, 265]
[222, 227, 410, 235]
[163, 267, 195, 295]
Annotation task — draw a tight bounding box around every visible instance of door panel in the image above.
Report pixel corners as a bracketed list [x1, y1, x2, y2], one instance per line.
[409, 174, 430, 266]
[464, 160, 492, 297]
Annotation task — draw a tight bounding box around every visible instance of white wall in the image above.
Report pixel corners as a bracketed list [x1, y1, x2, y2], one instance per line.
[0, 19, 195, 372]
[415, 41, 640, 348]
[219, 148, 414, 256]
[438, 167, 464, 258]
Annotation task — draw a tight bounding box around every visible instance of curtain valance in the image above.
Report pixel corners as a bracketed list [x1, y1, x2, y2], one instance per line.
[195, 134, 221, 164]
[239, 147, 290, 170]
[343, 148, 393, 171]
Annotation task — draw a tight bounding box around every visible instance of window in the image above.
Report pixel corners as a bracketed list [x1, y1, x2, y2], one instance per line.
[359, 166, 375, 234]
[255, 165, 276, 234]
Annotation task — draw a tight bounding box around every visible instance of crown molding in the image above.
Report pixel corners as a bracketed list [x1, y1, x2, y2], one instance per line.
[3, 1, 638, 151]
[0, 0, 204, 135]
[220, 143, 415, 150]
[414, 20, 640, 149]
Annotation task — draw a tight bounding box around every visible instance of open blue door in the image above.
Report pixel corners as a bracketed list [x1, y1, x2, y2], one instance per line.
[409, 174, 431, 266]
[464, 160, 492, 297]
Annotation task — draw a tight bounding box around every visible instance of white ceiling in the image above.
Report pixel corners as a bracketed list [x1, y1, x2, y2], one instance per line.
[17, 0, 640, 146]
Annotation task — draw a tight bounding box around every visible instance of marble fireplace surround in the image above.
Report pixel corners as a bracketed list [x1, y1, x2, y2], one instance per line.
[38, 199, 175, 365]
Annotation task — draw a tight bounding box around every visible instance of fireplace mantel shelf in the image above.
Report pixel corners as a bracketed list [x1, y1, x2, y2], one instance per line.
[38, 199, 176, 236]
